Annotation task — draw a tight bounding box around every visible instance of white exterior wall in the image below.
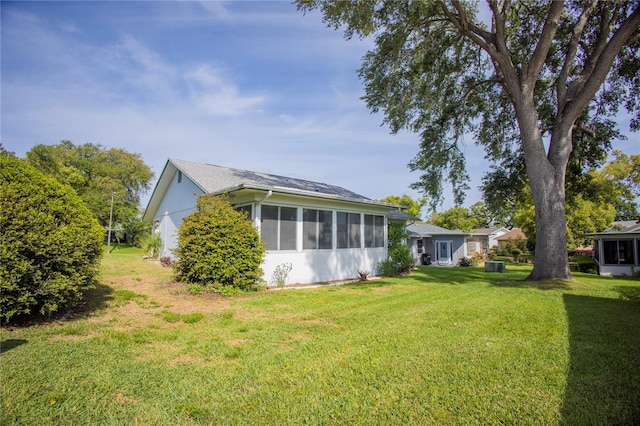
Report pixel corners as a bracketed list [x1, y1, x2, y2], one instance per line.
[265, 248, 387, 285]
[597, 264, 635, 276]
[408, 239, 420, 266]
[152, 172, 203, 258]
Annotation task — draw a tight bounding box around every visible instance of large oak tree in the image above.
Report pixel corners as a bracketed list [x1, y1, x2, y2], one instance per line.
[25, 141, 154, 230]
[298, 0, 640, 280]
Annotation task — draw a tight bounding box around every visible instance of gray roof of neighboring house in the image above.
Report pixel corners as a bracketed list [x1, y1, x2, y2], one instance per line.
[471, 227, 500, 235]
[406, 223, 469, 238]
[607, 220, 640, 232]
[172, 158, 371, 200]
[585, 220, 640, 236]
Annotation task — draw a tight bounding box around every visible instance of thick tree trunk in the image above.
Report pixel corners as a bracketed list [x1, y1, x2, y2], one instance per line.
[515, 95, 573, 281]
[526, 172, 573, 281]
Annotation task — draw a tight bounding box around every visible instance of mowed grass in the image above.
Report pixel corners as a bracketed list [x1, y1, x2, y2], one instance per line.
[2, 248, 639, 425]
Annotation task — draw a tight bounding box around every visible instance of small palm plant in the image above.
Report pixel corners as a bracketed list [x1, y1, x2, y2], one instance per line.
[141, 232, 162, 259]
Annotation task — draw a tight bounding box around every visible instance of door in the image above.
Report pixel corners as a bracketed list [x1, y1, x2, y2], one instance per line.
[436, 240, 452, 264]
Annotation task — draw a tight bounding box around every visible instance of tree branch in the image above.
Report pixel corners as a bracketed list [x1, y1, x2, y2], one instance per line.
[565, 6, 640, 125]
[443, 2, 496, 45]
[627, 31, 640, 45]
[557, 0, 599, 108]
[488, 0, 509, 56]
[572, 3, 617, 97]
[525, 1, 564, 86]
[572, 124, 596, 138]
[441, 0, 520, 97]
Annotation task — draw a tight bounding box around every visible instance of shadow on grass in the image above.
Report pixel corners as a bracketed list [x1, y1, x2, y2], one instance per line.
[73, 283, 115, 317]
[0, 339, 28, 354]
[411, 265, 546, 287]
[561, 292, 640, 424]
[2, 283, 115, 327]
[492, 278, 572, 290]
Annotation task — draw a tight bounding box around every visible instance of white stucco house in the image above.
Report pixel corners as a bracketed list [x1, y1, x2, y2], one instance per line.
[586, 220, 640, 276]
[143, 159, 405, 285]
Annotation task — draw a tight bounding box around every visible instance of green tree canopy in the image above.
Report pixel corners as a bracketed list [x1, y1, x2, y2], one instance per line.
[469, 201, 498, 229]
[0, 156, 104, 321]
[25, 140, 154, 228]
[600, 150, 640, 220]
[298, 0, 640, 280]
[429, 206, 478, 232]
[378, 194, 427, 220]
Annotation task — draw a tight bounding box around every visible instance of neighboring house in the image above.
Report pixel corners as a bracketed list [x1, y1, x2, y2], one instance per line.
[406, 223, 469, 266]
[466, 227, 510, 255]
[495, 228, 528, 252]
[586, 220, 640, 276]
[143, 159, 404, 285]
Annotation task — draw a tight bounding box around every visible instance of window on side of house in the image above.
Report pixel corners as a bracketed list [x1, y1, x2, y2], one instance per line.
[466, 238, 476, 254]
[261, 205, 297, 251]
[279, 207, 297, 250]
[364, 214, 385, 248]
[261, 205, 279, 250]
[337, 212, 361, 249]
[303, 209, 333, 250]
[602, 239, 635, 265]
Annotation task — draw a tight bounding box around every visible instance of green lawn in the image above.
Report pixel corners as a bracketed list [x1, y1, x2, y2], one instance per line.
[2, 248, 639, 425]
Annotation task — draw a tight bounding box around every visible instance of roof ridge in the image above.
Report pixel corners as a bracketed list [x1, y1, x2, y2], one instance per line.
[172, 158, 335, 187]
[169, 158, 372, 202]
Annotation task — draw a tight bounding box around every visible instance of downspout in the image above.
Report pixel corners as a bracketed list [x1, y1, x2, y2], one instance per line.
[163, 211, 168, 256]
[255, 190, 272, 231]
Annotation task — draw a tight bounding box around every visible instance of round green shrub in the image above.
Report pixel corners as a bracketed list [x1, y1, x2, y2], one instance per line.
[173, 194, 265, 291]
[0, 156, 104, 321]
[458, 257, 472, 267]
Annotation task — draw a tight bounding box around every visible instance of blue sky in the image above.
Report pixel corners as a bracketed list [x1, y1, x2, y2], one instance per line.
[2, 1, 638, 215]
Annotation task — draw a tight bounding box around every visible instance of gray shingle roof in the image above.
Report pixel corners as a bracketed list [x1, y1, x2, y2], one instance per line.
[406, 223, 468, 237]
[172, 158, 371, 201]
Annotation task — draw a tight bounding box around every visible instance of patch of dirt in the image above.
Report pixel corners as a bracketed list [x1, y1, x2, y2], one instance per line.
[168, 354, 208, 367]
[108, 276, 232, 315]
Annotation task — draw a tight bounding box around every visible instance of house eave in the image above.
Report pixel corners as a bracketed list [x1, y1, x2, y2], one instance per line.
[214, 183, 402, 211]
[585, 231, 640, 238]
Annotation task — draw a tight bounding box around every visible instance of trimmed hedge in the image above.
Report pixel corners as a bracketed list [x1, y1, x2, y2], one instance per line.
[173, 194, 265, 291]
[0, 156, 104, 321]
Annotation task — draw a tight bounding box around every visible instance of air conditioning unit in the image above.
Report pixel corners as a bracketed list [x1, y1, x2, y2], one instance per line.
[485, 261, 505, 273]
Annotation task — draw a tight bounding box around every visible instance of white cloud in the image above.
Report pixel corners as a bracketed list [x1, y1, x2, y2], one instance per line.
[185, 65, 266, 116]
[194, 1, 233, 20]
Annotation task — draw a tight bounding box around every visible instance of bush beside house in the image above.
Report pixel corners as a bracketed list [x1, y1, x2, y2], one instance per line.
[0, 156, 104, 321]
[173, 195, 266, 291]
[379, 221, 414, 276]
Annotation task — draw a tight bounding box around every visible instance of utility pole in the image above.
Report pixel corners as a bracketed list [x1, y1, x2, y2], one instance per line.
[107, 193, 114, 254]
